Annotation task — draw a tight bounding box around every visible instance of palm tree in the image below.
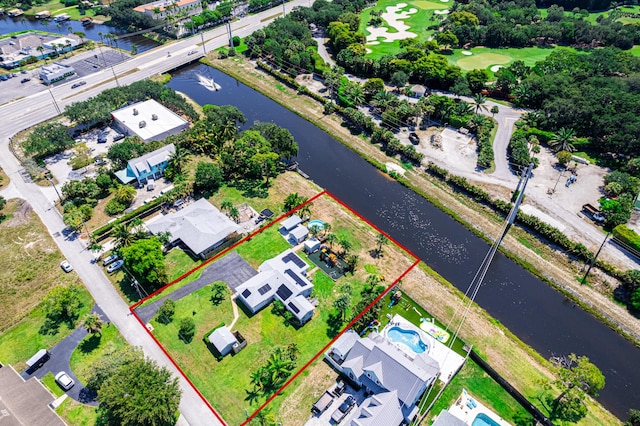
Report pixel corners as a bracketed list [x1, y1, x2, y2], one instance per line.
[472, 93, 488, 114]
[114, 184, 136, 204]
[375, 233, 389, 256]
[338, 237, 352, 259]
[83, 313, 104, 335]
[36, 45, 46, 63]
[521, 110, 542, 128]
[221, 200, 233, 213]
[549, 128, 577, 152]
[112, 222, 134, 248]
[467, 114, 487, 132]
[324, 233, 337, 250]
[168, 144, 191, 174]
[454, 101, 473, 117]
[74, 31, 86, 46]
[322, 222, 332, 238]
[229, 206, 240, 223]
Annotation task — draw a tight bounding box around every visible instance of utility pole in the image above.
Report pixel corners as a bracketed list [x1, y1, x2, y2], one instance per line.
[200, 31, 207, 55]
[46, 84, 61, 114]
[45, 173, 62, 202]
[226, 19, 233, 48]
[581, 232, 611, 284]
[282, 0, 286, 16]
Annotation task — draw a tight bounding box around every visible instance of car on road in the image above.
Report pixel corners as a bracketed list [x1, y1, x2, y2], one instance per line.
[331, 395, 356, 423]
[71, 81, 86, 89]
[188, 50, 198, 56]
[60, 260, 73, 273]
[102, 253, 119, 266]
[107, 259, 125, 273]
[20, 77, 30, 83]
[55, 371, 75, 390]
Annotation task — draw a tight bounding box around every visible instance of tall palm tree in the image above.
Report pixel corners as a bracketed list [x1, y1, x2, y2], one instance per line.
[472, 93, 488, 114]
[83, 313, 104, 335]
[521, 110, 542, 128]
[168, 144, 191, 174]
[324, 233, 337, 250]
[112, 222, 134, 248]
[114, 184, 136, 204]
[375, 233, 389, 256]
[74, 31, 86, 46]
[338, 237, 352, 259]
[549, 127, 577, 152]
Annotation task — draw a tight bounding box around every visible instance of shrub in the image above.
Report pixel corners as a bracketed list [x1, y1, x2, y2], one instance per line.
[613, 225, 640, 255]
[179, 317, 196, 343]
[104, 198, 126, 216]
[156, 299, 176, 324]
[631, 288, 640, 311]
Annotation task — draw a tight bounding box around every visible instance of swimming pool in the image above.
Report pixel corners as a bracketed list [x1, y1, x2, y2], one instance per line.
[472, 412, 501, 426]
[386, 327, 428, 353]
[308, 219, 325, 231]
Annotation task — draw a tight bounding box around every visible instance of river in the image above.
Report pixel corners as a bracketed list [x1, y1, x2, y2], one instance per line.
[0, 14, 158, 52]
[167, 64, 638, 419]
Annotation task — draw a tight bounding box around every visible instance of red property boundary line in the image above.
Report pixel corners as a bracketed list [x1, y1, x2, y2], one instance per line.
[129, 190, 420, 425]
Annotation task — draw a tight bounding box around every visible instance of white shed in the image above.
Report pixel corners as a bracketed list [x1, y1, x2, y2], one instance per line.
[208, 327, 238, 357]
[280, 214, 302, 232]
[288, 225, 309, 244]
[304, 237, 321, 254]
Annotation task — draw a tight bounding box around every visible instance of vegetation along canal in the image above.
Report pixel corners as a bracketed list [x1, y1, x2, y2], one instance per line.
[168, 63, 639, 418]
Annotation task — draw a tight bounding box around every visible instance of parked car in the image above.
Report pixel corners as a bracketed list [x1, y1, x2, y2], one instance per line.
[331, 395, 356, 423]
[112, 133, 125, 141]
[71, 80, 86, 89]
[55, 371, 75, 390]
[97, 136, 107, 143]
[20, 77, 30, 83]
[102, 253, 119, 266]
[60, 260, 73, 273]
[107, 259, 125, 273]
[409, 132, 420, 145]
[0, 75, 7, 81]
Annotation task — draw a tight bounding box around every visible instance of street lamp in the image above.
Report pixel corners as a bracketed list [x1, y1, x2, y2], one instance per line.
[45, 173, 63, 203]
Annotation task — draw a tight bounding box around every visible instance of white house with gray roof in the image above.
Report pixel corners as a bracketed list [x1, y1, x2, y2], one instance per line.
[326, 329, 440, 424]
[146, 198, 240, 259]
[235, 249, 315, 325]
[114, 143, 175, 185]
[349, 390, 404, 426]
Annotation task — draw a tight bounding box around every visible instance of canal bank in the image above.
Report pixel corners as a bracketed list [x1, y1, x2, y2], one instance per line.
[166, 60, 639, 419]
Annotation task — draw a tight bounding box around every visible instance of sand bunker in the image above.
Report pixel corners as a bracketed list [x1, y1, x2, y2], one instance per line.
[490, 65, 504, 72]
[461, 50, 472, 56]
[366, 3, 418, 44]
[433, 9, 450, 14]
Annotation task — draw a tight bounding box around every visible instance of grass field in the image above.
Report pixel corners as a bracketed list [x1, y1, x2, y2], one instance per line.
[41, 371, 66, 397]
[68, 322, 128, 384]
[55, 398, 98, 426]
[147, 193, 416, 424]
[360, 0, 445, 59]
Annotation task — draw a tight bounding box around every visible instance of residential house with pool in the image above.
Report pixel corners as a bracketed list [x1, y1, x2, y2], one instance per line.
[325, 314, 465, 425]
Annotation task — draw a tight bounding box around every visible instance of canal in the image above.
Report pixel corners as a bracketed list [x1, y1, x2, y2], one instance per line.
[167, 64, 638, 419]
[0, 14, 158, 52]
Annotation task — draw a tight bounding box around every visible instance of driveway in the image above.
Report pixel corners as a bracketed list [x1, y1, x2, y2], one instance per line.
[134, 252, 257, 323]
[20, 304, 109, 405]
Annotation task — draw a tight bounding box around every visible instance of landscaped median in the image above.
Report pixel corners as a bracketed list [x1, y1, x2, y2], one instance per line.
[130, 191, 418, 425]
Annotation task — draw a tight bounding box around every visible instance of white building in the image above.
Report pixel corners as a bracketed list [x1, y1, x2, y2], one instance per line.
[111, 99, 190, 142]
[43, 37, 79, 51]
[39, 62, 75, 85]
[133, 0, 202, 20]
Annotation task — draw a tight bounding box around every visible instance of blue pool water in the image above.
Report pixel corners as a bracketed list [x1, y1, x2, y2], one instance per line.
[308, 220, 325, 231]
[472, 412, 501, 426]
[386, 327, 428, 353]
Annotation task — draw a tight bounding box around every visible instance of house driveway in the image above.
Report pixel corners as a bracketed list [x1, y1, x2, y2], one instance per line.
[21, 305, 109, 405]
[134, 252, 257, 323]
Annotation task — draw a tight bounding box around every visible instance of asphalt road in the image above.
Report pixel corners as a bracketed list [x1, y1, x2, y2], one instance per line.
[0, 1, 309, 425]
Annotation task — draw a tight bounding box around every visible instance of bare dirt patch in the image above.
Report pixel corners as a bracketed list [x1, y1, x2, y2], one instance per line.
[278, 360, 336, 425]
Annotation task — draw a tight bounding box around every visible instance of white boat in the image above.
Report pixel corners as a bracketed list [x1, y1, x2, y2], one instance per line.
[196, 73, 221, 91]
[53, 13, 70, 22]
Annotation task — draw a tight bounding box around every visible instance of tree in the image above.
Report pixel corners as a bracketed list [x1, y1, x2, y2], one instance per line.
[42, 285, 84, 326]
[112, 222, 134, 249]
[543, 354, 605, 422]
[121, 238, 167, 289]
[472, 93, 488, 114]
[168, 144, 191, 175]
[338, 237, 352, 258]
[549, 128, 577, 152]
[252, 152, 280, 184]
[375, 233, 389, 257]
[114, 184, 136, 205]
[333, 293, 351, 321]
[390, 71, 408, 91]
[625, 409, 640, 426]
[210, 282, 228, 305]
[94, 356, 181, 426]
[435, 30, 458, 50]
[221, 200, 233, 213]
[84, 313, 104, 335]
[466, 69, 488, 93]
[178, 317, 196, 343]
[194, 162, 223, 195]
[556, 150, 573, 166]
[229, 206, 240, 223]
[156, 299, 176, 324]
[283, 192, 307, 213]
[490, 106, 499, 117]
[324, 233, 338, 250]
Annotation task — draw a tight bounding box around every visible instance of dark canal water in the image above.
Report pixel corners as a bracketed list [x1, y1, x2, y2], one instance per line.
[168, 64, 639, 419]
[0, 14, 158, 52]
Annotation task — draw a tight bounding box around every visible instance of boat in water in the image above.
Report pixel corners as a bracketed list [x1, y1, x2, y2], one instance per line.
[81, 17, 93, 26]
[196, 73, 221, 91]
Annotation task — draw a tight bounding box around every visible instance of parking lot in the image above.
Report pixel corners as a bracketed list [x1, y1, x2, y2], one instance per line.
[67, 49, 129, 78]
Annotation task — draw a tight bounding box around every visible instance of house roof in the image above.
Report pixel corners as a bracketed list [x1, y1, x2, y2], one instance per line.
[349, 390, 404, 426]
[287, 294, 314, 321]
[235, 270, 284, 311]
[0, 366, 65, 426]
[133, 0, 199, 12]
[146, 198, 240, 255]
[288, 225, 308, 241]
[208, 326, 237, 351]
[304, 237, 321, 250]
[332, 329, 360, 359]
[116, 143, 175, 182]
[340, 332, 439, 406]
[431, 410, 468, 426]
[111, 99, 188, 142]
[280, 214, 302, 231]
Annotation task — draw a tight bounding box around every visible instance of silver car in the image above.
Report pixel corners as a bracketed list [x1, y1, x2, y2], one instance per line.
[107, 259, 125, 273]
[60, 260, 73, 273]
[55, 371, 75, 390]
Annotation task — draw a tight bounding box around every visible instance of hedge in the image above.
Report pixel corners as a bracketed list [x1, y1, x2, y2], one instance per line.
[613, 225, 640, 254]
[92, 198, 164, 241]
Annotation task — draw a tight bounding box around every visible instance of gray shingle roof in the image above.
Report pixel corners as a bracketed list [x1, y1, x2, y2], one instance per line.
[349, 390, 404, 426]
[208, 327, 237, 352]
[280, 215, 302, 231]
[431, 410, 469, 426]
[147, 198, 239, 256]
[128, 143, 175, 179]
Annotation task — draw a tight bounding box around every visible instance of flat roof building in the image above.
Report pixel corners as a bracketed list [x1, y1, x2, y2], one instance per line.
[111, 99, 190, 143]
[39, 62, 76, 85]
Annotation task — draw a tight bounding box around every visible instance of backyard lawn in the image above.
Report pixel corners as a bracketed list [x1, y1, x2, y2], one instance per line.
[69, 322, 129, 384]
[145, 193, 416, 424]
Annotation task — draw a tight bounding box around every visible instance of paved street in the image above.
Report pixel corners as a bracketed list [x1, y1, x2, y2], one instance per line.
[0, 1, 309, 425]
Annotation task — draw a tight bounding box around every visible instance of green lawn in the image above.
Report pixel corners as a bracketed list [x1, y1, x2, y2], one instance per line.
[448, 46, 569, 75]
[0, 287, 93, 370]
[164, 248, 202, 282]
[427, 360, 533, 424]
[234, 225, 291, 268]
[360, 0, 444, 59]
[55, 398, 98, 426]
[68, 322, 128, 384]
[41, 372, 65, 397]
[629, 45, 640, 57]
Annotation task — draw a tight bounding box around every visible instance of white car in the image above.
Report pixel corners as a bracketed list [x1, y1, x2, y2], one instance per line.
[107, 259, 125, 273]
[60, 260, 73, 273]
[102, 253, 119, 266]
[55, 371, 75, 390]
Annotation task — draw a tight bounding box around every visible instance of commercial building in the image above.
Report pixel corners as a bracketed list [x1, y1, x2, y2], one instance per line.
[39, 62, 76, 84]
[133, 0, 202, 20]
[111, 99, 190, 142]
